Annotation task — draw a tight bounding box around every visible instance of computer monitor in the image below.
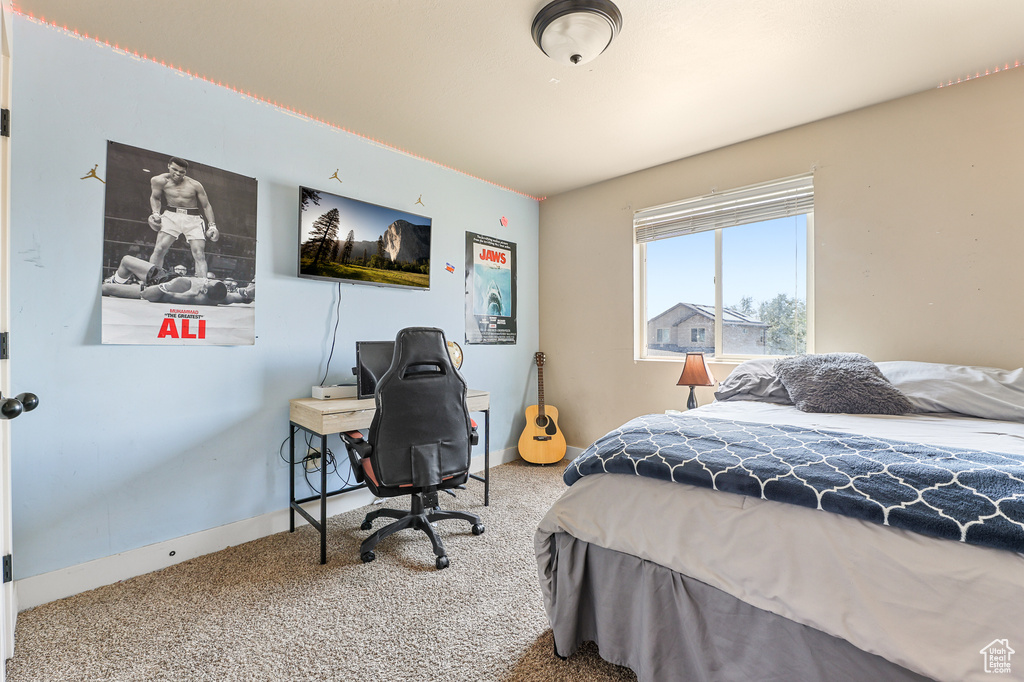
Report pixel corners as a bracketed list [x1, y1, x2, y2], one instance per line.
[354, 341, 396, 399]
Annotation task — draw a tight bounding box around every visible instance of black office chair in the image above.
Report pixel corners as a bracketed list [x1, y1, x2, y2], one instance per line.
[341, 327, 484, 569]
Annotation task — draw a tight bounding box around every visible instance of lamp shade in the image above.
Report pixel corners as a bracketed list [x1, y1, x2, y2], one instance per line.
[676, 353, 715, 387]
[532, 0, 623, 66]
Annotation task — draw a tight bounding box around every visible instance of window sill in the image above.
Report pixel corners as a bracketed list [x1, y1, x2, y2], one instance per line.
[636, 355, 791, 366]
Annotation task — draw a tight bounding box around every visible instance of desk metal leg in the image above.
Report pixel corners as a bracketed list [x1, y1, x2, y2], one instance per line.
[485, 408, 490, 506]
[289, 425, 296, 532]
[319, 433, 328, 564]
[289, 422, 367, 565]
[468, 409, 492, 506]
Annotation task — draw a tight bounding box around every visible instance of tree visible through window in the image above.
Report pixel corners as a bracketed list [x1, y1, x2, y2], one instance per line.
[720, 217, 808, 356]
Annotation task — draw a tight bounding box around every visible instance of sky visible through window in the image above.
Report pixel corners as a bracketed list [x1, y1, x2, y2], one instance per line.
[646, 215, 807, 321]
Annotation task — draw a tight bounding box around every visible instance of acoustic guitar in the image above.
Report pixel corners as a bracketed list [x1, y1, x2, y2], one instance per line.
[518, 352, 567, 464]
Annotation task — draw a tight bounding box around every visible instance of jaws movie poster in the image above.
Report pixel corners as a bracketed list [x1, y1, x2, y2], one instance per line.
[465, 232, 517, 345]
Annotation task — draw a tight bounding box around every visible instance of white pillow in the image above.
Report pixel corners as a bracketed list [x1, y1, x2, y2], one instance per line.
[877, 361, 1024, 422]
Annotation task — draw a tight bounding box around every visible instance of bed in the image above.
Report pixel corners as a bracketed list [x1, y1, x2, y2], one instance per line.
[535, 355, 1024, 682]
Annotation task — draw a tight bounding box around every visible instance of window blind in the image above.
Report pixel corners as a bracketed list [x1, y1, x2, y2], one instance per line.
[634, 173, 813, 244]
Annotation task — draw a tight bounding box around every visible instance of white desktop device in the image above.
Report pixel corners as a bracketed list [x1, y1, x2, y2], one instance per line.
[311, 384, 357, 400]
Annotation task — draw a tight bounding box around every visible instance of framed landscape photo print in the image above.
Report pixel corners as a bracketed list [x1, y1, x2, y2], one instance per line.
[297, 186, 432, 291]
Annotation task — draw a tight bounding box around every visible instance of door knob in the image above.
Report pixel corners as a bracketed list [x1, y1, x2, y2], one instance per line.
[0, 392, 38, 420]
[15, 392, 39, 412]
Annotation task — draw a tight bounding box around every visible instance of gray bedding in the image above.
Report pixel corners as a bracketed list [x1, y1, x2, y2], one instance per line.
[536, 403, 1024, 682]
[542, 532, 932, 682]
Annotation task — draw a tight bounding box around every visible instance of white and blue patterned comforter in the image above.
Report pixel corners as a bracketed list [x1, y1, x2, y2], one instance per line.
[564, 413, 1024, 553]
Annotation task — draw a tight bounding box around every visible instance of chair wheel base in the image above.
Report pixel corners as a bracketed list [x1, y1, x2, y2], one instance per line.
[360, 521, 372, 531]
[436, 555, 449, 570]
[361, 551, 375, 563]
[472, 523, 485, 535]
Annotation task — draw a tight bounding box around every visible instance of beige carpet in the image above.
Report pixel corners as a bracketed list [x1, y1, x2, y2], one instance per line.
[7, 461, 636, 681]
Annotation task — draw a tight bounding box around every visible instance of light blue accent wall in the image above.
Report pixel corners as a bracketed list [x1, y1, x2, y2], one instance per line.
[9, 19, 539, 579]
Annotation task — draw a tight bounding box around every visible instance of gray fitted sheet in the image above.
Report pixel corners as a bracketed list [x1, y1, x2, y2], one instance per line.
[542, 531, 933, 682]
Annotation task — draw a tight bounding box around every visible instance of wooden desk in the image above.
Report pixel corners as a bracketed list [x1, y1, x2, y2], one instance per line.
[288, 389, 491, 564]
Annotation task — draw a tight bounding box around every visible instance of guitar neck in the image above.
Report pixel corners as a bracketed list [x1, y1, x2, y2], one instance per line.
[537, 363, 546, 418]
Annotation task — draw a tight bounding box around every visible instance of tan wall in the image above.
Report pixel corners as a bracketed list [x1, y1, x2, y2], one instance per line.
[539, 67, 1024, 448]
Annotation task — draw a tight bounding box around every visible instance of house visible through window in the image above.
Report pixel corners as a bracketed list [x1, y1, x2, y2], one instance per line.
[636, 174, 813, 361]
[656, 328, 670, 343]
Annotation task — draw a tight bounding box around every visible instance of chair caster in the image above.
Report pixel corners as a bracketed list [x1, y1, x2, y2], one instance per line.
[472, 523, 485, 535]
[360, 520, 372, 531]
[361, 551, 376, 563]
[435, 555, 449, 570]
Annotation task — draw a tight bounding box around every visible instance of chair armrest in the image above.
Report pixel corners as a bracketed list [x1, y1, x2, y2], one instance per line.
[340, 431, 371, 483]
[470, 419, 479, 447]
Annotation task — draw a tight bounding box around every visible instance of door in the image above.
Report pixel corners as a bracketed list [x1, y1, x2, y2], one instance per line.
[0, 4, 14, 673]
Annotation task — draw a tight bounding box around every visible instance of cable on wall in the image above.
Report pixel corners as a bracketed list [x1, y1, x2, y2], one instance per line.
[318, 282, 343, 387]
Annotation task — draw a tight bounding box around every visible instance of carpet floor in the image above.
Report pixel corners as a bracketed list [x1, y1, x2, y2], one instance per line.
[6, 461, 636, 681]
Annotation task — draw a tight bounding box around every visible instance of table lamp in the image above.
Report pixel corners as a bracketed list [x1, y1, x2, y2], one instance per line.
[677, 352, 715, 410]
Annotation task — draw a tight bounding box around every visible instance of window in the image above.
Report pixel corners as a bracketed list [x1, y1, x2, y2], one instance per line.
[635, 174, 813, 361]
[655, 328, 670, 343]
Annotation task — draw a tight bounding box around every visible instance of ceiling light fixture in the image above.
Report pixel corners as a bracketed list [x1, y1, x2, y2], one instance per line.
[531, 0, 623, 66]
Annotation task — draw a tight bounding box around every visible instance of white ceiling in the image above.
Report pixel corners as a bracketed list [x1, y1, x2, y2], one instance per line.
[12, 1, 1024, 198]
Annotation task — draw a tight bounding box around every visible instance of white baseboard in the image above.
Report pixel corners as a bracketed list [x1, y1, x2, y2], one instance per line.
[15, 447, 519, 611]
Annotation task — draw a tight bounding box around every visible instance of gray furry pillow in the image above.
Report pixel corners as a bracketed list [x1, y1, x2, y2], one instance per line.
[774, 353, 913, 415]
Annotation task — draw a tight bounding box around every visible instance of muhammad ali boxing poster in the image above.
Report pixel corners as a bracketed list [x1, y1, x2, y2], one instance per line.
[100, 141, 258, 345]
[464, 231, 517, 345]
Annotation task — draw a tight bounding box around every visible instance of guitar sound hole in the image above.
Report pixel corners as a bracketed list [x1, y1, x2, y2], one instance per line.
[535, 415, 549, 429]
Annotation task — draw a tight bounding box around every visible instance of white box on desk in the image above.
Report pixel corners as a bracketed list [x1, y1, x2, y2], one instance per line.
[311, 384, 357, 400]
